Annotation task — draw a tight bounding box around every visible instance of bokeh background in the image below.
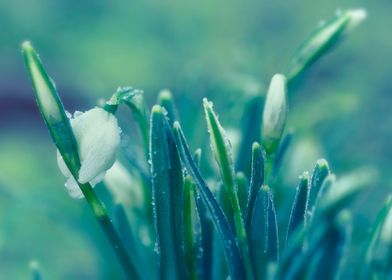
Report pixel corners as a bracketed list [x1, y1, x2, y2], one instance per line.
[0, 0, 391, 279]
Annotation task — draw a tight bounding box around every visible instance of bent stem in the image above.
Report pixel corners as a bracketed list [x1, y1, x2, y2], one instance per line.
[79, 182, 139, 279]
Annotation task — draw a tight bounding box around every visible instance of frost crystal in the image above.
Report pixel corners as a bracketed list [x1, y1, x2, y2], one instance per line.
[57, 107, 121, 198]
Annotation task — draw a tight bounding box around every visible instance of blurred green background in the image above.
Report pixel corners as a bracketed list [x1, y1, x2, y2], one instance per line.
[1, 0, 391, 279]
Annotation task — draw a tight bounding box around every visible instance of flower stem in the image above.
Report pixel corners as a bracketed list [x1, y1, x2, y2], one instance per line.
[79, 182, 139, 279]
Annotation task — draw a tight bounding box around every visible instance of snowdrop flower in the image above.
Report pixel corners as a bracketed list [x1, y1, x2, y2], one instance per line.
[262, 74, 287, 154]
[57, 107, 121, 198]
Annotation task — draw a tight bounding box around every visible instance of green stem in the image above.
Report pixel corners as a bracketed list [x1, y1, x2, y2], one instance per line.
[79, 182, 139, 279]
[264, 153, 275, 186]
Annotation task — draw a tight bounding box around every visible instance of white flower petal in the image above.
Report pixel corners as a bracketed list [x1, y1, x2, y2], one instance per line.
[57, 150, 72, 177]
[90, 171, 106, 186]
[76, 108, 121, 183]
[65, 176, 84, 199]
[104, 161, 143, 206]
[56, 107, 121, 199]
[63, 172, 105, 199]
[73, 111, 83, 118]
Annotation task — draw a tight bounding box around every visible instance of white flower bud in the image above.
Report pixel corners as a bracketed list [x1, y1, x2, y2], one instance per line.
[104, 161, 144, 207]
[57, 107, 121, 198]
[262, 74, 288, 154]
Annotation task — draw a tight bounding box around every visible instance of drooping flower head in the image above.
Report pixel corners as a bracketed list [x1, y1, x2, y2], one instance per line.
[57, 107, 121, 198]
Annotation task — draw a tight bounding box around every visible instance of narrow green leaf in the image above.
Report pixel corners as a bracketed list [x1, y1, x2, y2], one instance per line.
[283, 220, 329, 279]
[194, 184, 214, 280]
[191, 149, 214, 280]
[316, 169, 374, 217]
[22, 41, 80, 175]
[203, 98, 254, 279]
[279, 187, 352, 279]
[193, 148, 202, 165]
[262, 74, 288, 155]
[244, 142, 265, 232]
[172, 121, 246, 280]
[286, 9, 367, 81]
[203, 98, 238, 205]
[312, 173, 336, 211]
[249, 185, 279, 279]
[308, 159, 330, 211]
[361, 196, 392, 278]
[280, 178, 354, 280]
[184, 175, 198, 280]
[158, 89, 178, 125]
[286, 172, 310, 247]
[306, 211, 351, 279]
[149, 105, 186, 279]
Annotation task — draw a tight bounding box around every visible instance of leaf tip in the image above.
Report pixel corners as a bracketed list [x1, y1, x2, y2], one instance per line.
[261, 184, 270, 192]
[316, 158, 329, 168]
[300, 171, 310, 181]
[21, 41, 33, 53]
[202, 97, 213, 111]
[173, 121, 182, 135]
[158, 89, 173, 102]
[151, 104, 163, 115]
[252, 141, 261, 150]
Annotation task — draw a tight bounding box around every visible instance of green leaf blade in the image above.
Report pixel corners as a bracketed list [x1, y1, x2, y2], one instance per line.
[361, 196, 392, 278]
[184, 174, 198, 280]
[149, 105, 186, 279]
[308, 159, 330, 211]
[203, 98, 237, 194]
[172, 121, 246, 280]
[203, 98, 254, 279]
[244, 142, 265, 232]
[22, 41, 80, 175]
[158, 89, 178, 126]
[316, 169, 374, 217]
[249, 185, 279, 279]
[286, 172, 310, 247]
[306, 212, 351, 279]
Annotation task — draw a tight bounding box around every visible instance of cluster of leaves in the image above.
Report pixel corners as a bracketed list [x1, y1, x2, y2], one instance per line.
[22, 8, 392, 280]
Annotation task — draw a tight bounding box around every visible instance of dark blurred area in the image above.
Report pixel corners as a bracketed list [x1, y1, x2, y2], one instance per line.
[0, 0, 391, 278]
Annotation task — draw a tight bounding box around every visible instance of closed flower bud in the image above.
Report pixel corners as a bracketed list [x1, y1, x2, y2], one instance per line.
[286, 9, 367, 80]
[57, 107, 121, 198]
[262, 74, 288, 154]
